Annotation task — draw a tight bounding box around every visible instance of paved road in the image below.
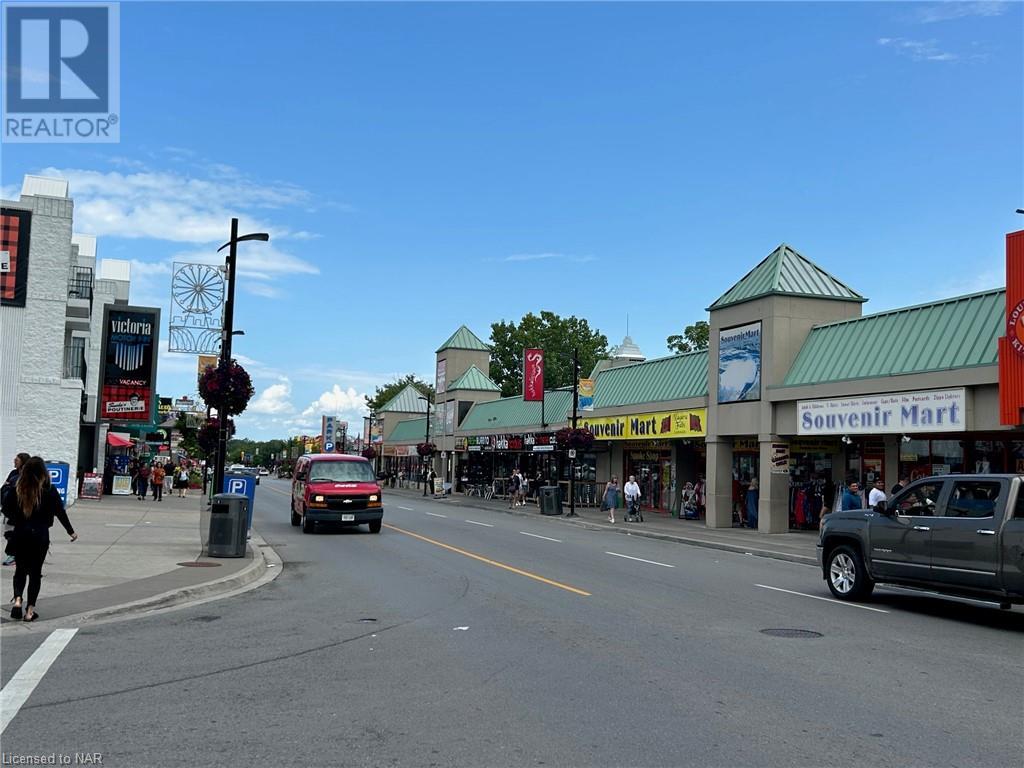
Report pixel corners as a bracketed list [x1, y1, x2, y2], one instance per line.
[2, 478, 1021, 767]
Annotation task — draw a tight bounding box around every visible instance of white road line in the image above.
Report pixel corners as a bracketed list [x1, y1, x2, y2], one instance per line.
[755, 584, 889, 613]
[397, 506, 415, 511]
[520, 531, 562, 543]
[605, 551, 675, 568]
[425, 512, 447, 518]
[465, 520, 494, 527]
[0, 628, 78, 733]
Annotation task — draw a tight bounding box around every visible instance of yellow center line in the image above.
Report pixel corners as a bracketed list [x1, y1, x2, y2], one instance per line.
[383, 523, 591, 597]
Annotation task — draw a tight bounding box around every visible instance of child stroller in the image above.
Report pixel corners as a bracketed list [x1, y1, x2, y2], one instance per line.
[625, 495, 643, 522]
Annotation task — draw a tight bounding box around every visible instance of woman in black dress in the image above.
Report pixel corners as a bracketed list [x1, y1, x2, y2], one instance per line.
[2, 456, 77, 621]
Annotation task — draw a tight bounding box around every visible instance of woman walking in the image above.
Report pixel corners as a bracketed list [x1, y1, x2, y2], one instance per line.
[2, 456, 77, 622]
[603, 476, 620, 524]
[175, 464, 190, 498]
[151, 462, 165, 501]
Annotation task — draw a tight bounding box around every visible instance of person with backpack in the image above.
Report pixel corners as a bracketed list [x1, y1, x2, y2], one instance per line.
[3, 456, 77, 621]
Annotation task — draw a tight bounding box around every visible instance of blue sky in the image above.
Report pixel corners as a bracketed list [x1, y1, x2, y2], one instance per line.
[3, 1, 1021, 440]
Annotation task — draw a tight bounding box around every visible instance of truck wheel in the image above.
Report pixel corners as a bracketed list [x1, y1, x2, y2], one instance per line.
[291, 508, 301, 527]
[368, 520, 382, 534]
[827, 545, 874, 600]
[302, 515, 314, 534]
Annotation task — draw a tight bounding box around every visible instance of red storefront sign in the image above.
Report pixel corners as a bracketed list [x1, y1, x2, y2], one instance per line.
[523, 348, 544, 401]
[999, 230, 1024, 425]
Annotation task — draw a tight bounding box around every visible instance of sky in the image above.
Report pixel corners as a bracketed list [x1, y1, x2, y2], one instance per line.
[2, 1, 1021, 441]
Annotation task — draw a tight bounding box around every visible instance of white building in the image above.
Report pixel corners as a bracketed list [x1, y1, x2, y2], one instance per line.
[1, 175, 133, 505]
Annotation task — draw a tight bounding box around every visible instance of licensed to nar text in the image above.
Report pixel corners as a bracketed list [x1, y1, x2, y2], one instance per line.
[1, 755, 103, 766]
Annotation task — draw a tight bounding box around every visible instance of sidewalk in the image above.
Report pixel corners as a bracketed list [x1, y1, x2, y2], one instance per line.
[387, 486, 820, 565]
[0, 490, 278, 630]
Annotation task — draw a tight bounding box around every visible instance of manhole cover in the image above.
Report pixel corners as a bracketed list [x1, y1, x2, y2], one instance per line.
[358, 618, 378, 623]
[759, 628, 823, 639]
[178, 561, 222, 568]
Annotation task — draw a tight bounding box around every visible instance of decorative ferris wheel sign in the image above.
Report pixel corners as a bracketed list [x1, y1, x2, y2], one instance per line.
[168, 262, 225, 354]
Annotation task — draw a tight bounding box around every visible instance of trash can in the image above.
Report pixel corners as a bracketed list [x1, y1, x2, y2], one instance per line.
[208, 493, 249, 557]
[539, 485, 563, 516]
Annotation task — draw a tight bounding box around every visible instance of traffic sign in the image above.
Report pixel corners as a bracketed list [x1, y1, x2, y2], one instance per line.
[324, 441, 334, 452]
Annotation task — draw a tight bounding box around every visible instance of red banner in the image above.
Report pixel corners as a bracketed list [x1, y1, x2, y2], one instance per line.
[523, 348, 544, 401]
[999, 230, 1024, 425]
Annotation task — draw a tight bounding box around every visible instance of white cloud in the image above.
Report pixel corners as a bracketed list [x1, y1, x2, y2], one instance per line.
[36, 166, 317, 243]
[170, 244, 318, 281]
[301, 385, 369, 423]
[249, 379, 295, 415]
[877, 37, 960, 62]
[242, 281, 284, 299]
[500, 252, 597, 263]
[913, 2, 1007, 23]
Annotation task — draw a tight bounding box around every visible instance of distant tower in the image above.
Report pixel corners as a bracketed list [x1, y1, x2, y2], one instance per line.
[610, 334, 646, 366]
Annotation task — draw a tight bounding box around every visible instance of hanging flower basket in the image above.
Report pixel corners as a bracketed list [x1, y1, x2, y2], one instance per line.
[555, 427, 595, 451]
[361, 446, 377, 460]
[198, 358, 255, 416]
[196, 417, 235, 457]
[416, 442, 437, 457]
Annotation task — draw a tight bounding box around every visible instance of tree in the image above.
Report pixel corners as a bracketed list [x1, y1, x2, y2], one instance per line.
[489, 312, 609, 398]
[365, 374, 435, 412]
[175, 413, 199, 459]
[667, 320, 710, 354]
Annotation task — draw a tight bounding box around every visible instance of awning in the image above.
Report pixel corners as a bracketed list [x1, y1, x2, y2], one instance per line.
[107, 433, 133, 447]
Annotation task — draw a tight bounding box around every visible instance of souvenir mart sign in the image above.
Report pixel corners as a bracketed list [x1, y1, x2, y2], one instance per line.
[578, 409, 706, 441]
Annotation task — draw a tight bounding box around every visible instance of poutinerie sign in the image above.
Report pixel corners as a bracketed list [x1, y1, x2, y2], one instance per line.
[797, 388, 966, 435]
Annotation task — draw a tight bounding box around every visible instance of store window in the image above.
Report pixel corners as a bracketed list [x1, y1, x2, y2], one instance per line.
[930, 440, 964, 475]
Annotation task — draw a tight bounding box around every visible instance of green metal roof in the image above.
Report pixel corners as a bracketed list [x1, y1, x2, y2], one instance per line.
[708, 244, 866, 310]
[459, 390, 574, 432]
[593, 351, 708, 408]
[447, 364, 501, 392]
[379, 384, 429, 414]
[436, 325, 490, 353]
[386, 417, 427, 443]
[782, 288, 1004, 387]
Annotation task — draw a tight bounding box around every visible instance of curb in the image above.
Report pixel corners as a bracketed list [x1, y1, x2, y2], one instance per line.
[388, 490, 817, 566]
[1, 529, 283, 633]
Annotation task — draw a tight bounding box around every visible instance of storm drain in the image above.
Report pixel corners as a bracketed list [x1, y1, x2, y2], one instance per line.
[178, 561, 222, 567]
[759, 628, 823, 639]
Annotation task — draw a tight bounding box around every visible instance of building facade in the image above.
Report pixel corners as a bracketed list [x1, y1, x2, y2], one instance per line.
[382, 239, 1024, 532]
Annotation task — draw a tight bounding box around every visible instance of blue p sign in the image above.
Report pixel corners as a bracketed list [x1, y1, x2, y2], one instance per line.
[227, 478, 247, 495]
[3, 3, 121, 142]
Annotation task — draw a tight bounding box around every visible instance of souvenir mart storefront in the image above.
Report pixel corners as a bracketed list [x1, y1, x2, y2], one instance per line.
[578, 408, 707, 517]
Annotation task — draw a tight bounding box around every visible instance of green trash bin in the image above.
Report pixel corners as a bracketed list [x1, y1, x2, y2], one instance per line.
[539, 486, 562, 516]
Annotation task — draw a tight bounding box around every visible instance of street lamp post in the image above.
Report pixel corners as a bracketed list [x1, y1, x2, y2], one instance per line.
[418, 394, 432, 496]
[211, 218, 269, 500]
[566, 346, 580, 518]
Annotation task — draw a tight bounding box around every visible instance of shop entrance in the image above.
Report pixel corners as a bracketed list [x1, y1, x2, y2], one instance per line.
[733, 438, 759, 528]
[626, 449, 671, 513]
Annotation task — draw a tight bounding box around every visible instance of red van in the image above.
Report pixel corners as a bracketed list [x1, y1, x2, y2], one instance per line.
[291, 454, 383, 534]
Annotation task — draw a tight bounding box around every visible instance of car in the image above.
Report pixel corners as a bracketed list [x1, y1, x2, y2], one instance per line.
[258, 467, 269, 476]
[227, 464, 259, 485]
[818, 473, 1024, 609]
[291, 453, 383, 534]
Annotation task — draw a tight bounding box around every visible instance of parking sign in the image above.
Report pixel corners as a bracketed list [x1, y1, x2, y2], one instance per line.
[46, 461, 70, 505]
[223, 473, 255, 530]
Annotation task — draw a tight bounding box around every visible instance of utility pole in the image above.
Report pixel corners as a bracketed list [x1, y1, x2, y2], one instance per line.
[421, 395, 432, 496]
[566, 346, 580, 518]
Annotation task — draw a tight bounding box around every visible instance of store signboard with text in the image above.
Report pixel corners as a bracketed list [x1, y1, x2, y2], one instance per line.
[798, 388, 966, 435]
[578, 409, 706, 441]
[100, 306, 160, 422]
[718, 322, 761, 403]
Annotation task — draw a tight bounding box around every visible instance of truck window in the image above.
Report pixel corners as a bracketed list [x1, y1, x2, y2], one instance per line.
[1016, 487, 1024, 519]
[945, 481, 999, 518]
[894, 481, 943, 517]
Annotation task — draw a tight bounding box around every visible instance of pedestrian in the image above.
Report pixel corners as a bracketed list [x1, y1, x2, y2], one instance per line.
[2, 453, 31, 566]
[624, 475, 642, 522]
[176, 464, 190, 498]
[868, 477, 887, 509]
[151, 463, 165, 501]
[2, 456, 77, 622]
[129, 458, 139, 496]
[746, 477, 759, 529]
[603, 476, 620, 523]
[508, 469, 521, 509]
[681, 481, 698, 519]
[137, 462, 150, 500]
[891, 475, 909, 496]
[841, 481, 862, 511]
[164, 459, 174, 495]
